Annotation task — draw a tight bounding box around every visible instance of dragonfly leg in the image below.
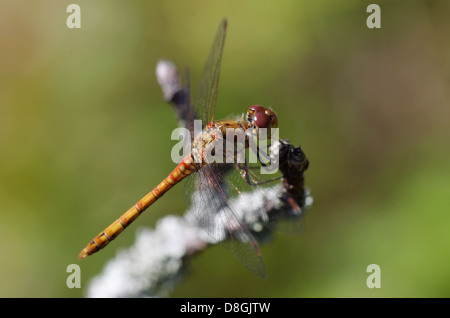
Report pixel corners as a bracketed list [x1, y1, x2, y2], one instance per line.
[238, 162, 282, 186]
[239, 138, 281, 186]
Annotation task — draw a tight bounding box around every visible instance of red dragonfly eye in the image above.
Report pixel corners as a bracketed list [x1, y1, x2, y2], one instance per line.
[247, 105, 278, 129]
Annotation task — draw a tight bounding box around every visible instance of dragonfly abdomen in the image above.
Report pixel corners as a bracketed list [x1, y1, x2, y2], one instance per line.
[78, 155, 197, 259]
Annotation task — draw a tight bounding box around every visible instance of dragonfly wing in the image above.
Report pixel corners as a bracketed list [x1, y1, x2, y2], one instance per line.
[185, 163, 266, 278]
[269, 209, 305, 235]
[192, 19, 227, 125]
[184, 20, 266, 277]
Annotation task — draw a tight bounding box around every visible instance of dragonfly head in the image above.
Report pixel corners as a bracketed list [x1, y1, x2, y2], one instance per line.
[246, 105, 278, 138]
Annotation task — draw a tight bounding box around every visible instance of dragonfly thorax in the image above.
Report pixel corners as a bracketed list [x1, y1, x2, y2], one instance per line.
[190, 106, 278, 165]
[191, 121, 249, 165]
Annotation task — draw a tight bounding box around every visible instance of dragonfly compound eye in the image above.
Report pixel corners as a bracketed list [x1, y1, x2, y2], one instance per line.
[248, 105, 278, 129]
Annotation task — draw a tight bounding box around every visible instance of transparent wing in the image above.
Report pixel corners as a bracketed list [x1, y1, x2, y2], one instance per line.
[184, 163, 266, 278]
[192, 19, 227, 126]
[182, 19, 268, 276]
[269, 205, 305, 235]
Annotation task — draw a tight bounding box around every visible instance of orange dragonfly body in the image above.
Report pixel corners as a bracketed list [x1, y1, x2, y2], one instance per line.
[78, 107, 278, 260]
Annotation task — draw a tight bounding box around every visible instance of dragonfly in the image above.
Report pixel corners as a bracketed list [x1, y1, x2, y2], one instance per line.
[79, 19, 283, 277]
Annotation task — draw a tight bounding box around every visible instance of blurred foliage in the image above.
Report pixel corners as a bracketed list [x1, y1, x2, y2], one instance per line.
[0, 0, 449, 297]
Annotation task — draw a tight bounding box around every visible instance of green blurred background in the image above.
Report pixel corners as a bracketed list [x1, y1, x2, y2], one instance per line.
[1, 0, 449, 297]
